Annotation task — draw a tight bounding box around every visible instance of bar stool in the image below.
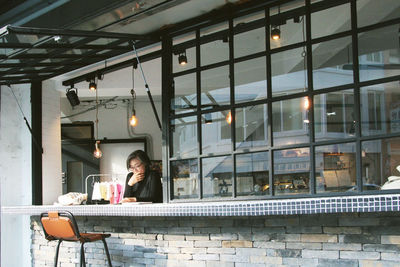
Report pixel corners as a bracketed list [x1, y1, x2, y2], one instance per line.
[40, 210, 112, 267]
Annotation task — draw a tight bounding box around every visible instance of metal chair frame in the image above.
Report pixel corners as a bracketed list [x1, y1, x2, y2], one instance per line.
[40, 211, 112, 267]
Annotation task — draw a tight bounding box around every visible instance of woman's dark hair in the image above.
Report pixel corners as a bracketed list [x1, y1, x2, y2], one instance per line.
[126, 150, 151, 171]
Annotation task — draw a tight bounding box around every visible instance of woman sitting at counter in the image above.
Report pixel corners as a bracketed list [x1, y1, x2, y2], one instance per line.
[121, 150, 163, 203]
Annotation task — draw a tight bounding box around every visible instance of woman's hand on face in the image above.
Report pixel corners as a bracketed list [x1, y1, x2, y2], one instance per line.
[128, 172, 145, 186]
[121, 197, 137, 203]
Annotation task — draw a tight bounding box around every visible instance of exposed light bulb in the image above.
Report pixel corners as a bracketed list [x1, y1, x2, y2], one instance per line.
[129, 114, 138, 127]
[304, 96, 310, 110]
[226, 111, 232, 124]
[93, 141, 102, 158]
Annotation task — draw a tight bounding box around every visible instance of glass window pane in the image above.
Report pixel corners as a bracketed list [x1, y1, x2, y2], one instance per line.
[358, 25, 400, 82]
[273, 148, 310, 196]
[362, 137, 400, 191]
[173, 46, 196, 73]
[357, 0, 400, 28]
[202, 156, 232, 198]
[200, 22, 229, 66]
[313, 37, 354, 90]
[314, 89, 355, 141]
[202, 110, 231, 154]
[235, 104, 268, 149]
[172, 73, 197, 114]
[272, 97, 309, 146]
[171, 116, 197, 158]
[173, 32, 196, 73]
[361, 81, 399, 136]
[315, 143, 356, 193]
[234, 11, 265, 58]
[201, 66, 230, 110]
[234, 57, 267, 103]
[269, 1, 305, 49]
[311, 3, 351, 39]
[271, 47, 307, 96]
[171, 159, 198, 199]
[236, 152, 269, 196]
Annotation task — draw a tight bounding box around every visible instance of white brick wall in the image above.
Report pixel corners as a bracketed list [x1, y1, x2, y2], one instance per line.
[31, 213, 400, 267]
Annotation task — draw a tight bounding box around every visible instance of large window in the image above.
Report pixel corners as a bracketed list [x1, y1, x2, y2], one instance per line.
[166, 0, 400, 201]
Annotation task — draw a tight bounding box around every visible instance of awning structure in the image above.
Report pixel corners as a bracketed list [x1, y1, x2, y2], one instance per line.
[0, 25, 159, 85]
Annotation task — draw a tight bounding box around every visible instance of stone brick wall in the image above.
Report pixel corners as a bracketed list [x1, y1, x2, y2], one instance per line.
[31, 212, 400, 267]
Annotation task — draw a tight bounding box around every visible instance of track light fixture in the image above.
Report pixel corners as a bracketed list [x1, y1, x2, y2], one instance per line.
[271, 27, 281, 40]
[89, 79, 97, 91]
[66, 85, 80, 107]
[178, 51, 187, 66]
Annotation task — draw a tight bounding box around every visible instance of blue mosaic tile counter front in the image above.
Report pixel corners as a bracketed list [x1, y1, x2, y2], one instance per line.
[2, 194, 400, 217]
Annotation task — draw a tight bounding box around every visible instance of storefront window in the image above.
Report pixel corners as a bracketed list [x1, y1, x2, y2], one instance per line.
[234, 57, 267, 103]
[315, 143, 356, 193]
[271, 47, 308, 96]
[172, 73, 197, 114]
[361, 81, 400, 136]
[362, 137, 400, 191]
[171, 116, 197, 158]
[234, 11, 265, 58]
[273, 148, 310, 196]
[172, 32, 196, 73]
[200, 22, 229, 67]
[202, 156, 232, 198]
[201, 66, 230, 110]
[272, 97, 309, 146]
[201, 110, 231, 155]
[358, 24, 400, 82]
[311, 2, 351, 39]
[269, 2, 306, 50]
[312, 37, 354, 90]
[357, 0, 400, 28]
[171, 159, 199, 200]
[236, 152, 269, 196]
[166, 0, 400, 202]
[314, 90, 355, 141]
[235, 104, 268, 149]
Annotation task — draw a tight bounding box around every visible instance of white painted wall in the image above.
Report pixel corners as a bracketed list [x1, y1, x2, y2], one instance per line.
[42, 80, 62, 205]
[0, 84, 32, 267]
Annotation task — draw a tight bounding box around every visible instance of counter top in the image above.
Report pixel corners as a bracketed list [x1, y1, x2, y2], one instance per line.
[2, 194, 400, 217]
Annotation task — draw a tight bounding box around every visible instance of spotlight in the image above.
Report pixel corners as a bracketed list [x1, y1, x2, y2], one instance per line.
[89, 79, 97, 91]
[271, 27, 281, 40]
[66, 86, 80, 107]
[178, 51, 187, 66]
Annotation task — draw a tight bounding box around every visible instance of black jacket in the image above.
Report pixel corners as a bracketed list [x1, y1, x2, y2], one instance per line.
[123, 170, 162, 203]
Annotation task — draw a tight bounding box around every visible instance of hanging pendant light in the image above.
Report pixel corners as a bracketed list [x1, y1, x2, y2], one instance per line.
[129, 65, 138, 127]
[130, 112, 138, 127]
[93, 82, 102, 158]
[93, 140, 102, 158]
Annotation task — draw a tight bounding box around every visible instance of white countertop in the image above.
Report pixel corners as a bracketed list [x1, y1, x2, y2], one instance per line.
[2, 194, 400, 217]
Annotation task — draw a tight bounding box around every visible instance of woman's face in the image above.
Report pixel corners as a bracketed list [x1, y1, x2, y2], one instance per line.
[129, 158, 146, 174]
